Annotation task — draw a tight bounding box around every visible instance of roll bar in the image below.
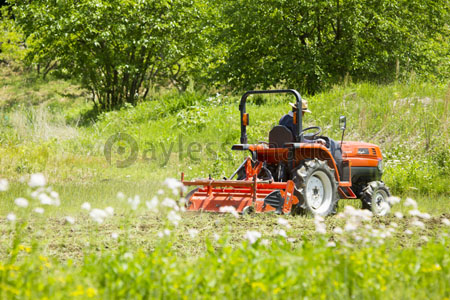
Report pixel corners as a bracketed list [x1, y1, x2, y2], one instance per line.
[238, 89, 303, 144]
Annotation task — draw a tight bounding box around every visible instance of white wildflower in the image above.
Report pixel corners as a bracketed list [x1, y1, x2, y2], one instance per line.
[164, 178, 186, 195]
[157, 229, 171, 238]
[161, 197, 179, 211]
[111, 232, 119, 240]
[167, 210, 181, 226]
[261, 239, 270, 246]
[89, 208, 108, 224]
[327, 241, 336, 247]
[315, 224, 327, 234]
[273, 229, 287, 238]
[33, 207, 44, 214]
[116, 192, 125, 200]
[394, 212, 404, 219]
[411, 219, 425, 228]
[81, 202, 91, 211]
[50, 191, 59, 199]
[359, 209, 374, 221]
[421, 236, 429, 242]
[213, 233, 220, 241]
[387, 196, 401, 205]
[408, 209, 421, 217]
[123, 252, 133, 259]
[442, 218, 450, 226]
[0, 179, 9, 191]
[404, 198, 417, 208]
[287, 238, 296, 243]
[188, 228, 199, 238]
[146, 197, 159, 212]
[157, 189, 165, 195]
[38, 193, 53, 205]
[244, 230, 261, 244]
[405, 229, 413, 235]
[14, 197, 29, 208]
[390, 222, 398, 228]
[314, 215, 325, 222]
[418, 212, 431, 220]
[333, 227, 343, 234]
[105, 206, 114, 216]
[219, 206, 239, 218]
[65, 216, 75, 224]
[28, 173, 46, 187]
[6, 213, 16, 222]
[128, 195, 141, 210]
[277, 217, 291, 228]
[314, 215, 327, 234]
[344, 222, 358, 232]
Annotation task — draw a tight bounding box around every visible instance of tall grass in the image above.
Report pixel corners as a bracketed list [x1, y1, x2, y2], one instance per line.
[2, 74, 448, 198]
[1, 175, 450, 299]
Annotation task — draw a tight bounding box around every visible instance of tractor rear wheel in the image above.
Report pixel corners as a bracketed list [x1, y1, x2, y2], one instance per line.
[293, 159, 339, 217]
[361, 181, 391, 216]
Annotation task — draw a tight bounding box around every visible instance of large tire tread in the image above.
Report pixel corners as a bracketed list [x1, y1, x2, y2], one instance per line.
[292, 159, 339, 217]
[361, 181, 391, 216]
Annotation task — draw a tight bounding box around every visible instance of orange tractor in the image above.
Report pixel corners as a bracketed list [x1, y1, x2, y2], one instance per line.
[182, 90, 390, 216]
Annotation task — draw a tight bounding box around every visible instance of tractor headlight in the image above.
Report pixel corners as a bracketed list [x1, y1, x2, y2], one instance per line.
[377, 160, 383, 172]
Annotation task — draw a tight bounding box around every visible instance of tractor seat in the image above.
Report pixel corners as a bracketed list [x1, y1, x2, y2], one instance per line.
[269, 125, 294, 148]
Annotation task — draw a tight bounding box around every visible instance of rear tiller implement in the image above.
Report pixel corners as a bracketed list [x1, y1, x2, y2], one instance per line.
[181, 90, 390, 216]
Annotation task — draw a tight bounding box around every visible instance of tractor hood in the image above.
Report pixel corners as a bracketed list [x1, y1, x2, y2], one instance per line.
[340, 141, 383, 161]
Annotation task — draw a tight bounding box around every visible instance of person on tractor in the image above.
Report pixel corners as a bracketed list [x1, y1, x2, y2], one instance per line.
[279, 100, 325, 145]
[279, 100, 311, 136]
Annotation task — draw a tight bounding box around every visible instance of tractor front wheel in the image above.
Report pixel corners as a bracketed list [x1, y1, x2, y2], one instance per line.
[361, 181, 391, 216]
[293, 159, 339, 217]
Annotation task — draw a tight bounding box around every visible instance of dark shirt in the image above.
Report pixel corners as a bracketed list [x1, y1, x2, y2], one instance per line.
[279, 112, 298, 137]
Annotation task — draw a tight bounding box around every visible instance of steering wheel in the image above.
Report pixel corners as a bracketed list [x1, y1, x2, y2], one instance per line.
[302, 126, 322, 140]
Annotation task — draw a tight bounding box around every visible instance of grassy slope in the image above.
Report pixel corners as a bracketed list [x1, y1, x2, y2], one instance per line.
[1, 67, 450, 298]
[1, 68, 449, 214]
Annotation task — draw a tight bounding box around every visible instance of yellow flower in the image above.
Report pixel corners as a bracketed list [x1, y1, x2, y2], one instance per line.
[86, 288, 97, 298]
[251, 282, 267, 292]
[39, 255, 49, 263]
[18, 245, 31, 253]
[8, 265, 19, 271]
[70, 285, 84, 297]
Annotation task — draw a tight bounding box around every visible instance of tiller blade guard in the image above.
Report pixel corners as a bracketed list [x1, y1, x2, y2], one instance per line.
[181, 176, 299, 214]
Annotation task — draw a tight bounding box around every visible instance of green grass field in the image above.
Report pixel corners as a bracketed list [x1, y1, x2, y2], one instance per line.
[1, 66, 450, 299]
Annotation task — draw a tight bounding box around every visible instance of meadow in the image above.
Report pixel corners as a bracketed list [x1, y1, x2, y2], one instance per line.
[1, 66, 450, 299]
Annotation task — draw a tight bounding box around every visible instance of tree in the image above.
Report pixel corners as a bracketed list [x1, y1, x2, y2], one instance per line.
[0, 7, 26, 64]
[206, 0, 450, 93]
[10, 0, 205, 110]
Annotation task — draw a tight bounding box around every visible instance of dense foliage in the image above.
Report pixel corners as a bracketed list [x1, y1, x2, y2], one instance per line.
[207, 0, 450, 93]
[2, 0, 450, 105]
[8, 0, 205, 109]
